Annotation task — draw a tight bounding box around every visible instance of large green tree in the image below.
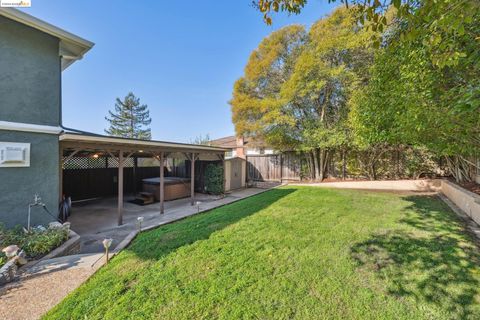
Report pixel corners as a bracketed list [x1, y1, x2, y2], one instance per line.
[350, 2, 480, 182]
[231, 7, 373, 180]
[254, 0, 479, 67]
[105, 92, 152, 140]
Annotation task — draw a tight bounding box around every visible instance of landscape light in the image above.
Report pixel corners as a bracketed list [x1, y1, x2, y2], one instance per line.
[196, 201, 202, 213]
[102, 238, 113, 264]
[137, 216, 144, 231]
[92, 154, 99, 159]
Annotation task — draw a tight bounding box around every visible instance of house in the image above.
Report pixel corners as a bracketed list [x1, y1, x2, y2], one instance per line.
[0, 8, 227, 228]
[0, 8, 93, 228]
[209, 135, 275, 159]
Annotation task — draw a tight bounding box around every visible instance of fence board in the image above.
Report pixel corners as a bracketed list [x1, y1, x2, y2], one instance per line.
[247, 153, 302, 182]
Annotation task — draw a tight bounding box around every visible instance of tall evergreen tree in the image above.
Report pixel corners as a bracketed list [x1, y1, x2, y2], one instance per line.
[105, 92, 152, 140]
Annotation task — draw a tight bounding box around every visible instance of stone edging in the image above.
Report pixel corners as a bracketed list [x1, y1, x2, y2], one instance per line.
[41, 230, 81, 260]
[0, 229, 81, 286]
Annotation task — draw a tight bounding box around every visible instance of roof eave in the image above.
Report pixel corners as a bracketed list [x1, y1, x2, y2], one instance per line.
[0, 8, 94, 70]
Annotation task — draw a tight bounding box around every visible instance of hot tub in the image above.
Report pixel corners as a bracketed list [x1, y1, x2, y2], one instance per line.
[142, 177, 191, 201]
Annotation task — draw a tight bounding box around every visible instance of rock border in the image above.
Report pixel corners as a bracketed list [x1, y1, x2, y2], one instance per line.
[0, 229, 81, 286]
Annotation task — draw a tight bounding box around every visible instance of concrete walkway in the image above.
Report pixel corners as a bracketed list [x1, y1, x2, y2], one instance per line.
[0, 187, 268, 320]
[290, 179, 441, 192]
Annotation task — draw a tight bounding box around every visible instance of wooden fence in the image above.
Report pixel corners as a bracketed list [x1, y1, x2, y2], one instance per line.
[246, 153, 302, 182]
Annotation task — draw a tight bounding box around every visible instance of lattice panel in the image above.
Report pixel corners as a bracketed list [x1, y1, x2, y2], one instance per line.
[63, 157, 135, 169]
[107, 157, 119, 168]
[63, 157, 107, 170]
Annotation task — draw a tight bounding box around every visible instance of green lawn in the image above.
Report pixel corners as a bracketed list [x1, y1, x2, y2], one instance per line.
[44, 187, 480, 319]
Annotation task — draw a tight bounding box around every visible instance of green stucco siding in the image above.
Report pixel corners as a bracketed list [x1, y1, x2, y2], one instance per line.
[0, 15, 62, 228]
[0, 131, 59, 228]
[0, 15, 61, 126]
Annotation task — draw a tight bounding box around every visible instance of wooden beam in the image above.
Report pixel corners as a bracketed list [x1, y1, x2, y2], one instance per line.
[160, 152, 165, 214]
[118, 151, 124, 226]
[63, 149, 80, 164]
[223, 156, 226, 196]
[191, 152, 196, 205]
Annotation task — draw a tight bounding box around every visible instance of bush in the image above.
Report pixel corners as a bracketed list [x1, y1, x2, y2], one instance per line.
[204, 164, 224, 195]
[0, 223, 69, 262]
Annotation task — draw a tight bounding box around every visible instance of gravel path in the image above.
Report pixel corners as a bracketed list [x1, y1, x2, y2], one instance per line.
[0, 254, 103, 320]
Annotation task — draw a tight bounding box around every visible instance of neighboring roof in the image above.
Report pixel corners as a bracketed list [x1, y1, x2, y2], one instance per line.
[0, 8, 94, 70]
[209, 135, 268, 149]
[209, 136, 238, 148]
[60, 132, 228, 155]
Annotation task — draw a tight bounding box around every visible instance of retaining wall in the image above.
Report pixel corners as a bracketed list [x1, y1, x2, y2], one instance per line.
[441, 180, 480, 226]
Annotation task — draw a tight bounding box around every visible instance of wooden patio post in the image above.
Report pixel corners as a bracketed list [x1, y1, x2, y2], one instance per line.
[118, 151, 124, 226]
[191, 152, 195, 205]
[223, 155, 226, 195]
[160, 152, 165, 214]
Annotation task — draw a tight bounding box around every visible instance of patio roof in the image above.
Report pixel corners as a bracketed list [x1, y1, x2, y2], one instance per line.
[60, 132, 228, 157]
[59, 132, 228, 226]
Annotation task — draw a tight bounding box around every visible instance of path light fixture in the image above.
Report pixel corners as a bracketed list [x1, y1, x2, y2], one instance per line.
[102, 238, 113, 264]
[137, 216, 144, 231]
[196, 201, 202, 214]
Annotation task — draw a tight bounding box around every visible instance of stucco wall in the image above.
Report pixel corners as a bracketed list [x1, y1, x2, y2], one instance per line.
[0, 132, 59, 228]
[0, 15, 61, 126]
[0, 16, 61, 228]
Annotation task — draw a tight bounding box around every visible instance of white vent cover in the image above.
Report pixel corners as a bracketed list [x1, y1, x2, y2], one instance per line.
[0, 142, 30, 167]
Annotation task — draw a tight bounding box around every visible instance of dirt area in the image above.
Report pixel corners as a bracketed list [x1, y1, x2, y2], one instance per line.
[456, 181, 480, 196]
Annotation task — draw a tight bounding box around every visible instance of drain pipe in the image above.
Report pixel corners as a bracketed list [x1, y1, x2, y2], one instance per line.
[27, 194, 45, 231]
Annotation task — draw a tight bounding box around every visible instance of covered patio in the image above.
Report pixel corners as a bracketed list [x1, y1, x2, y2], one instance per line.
[59, 132, 228, 228]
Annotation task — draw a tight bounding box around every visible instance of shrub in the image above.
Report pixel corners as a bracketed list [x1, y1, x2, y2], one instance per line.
[0, 223, 69, 262]
[204, 163, 224, 195]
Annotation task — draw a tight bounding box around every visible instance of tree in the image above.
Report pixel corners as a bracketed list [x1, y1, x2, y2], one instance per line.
[190, 134, 211, 145]
[231, 7, 373, 180]
[349, 3, 480, 182]
[105, 92, 152, 140]
[254, 0, 479, 66]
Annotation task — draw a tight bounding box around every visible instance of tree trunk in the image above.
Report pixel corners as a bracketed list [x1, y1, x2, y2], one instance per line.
[342, 150, 347, 180]
[313, 149, 320, 180]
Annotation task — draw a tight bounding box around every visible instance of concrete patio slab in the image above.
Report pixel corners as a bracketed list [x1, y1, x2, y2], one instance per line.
[69, 188, 268, 253]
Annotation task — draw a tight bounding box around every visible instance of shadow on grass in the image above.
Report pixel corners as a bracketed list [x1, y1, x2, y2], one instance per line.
[351, 195, 480, 319]
[125, 188, 296, 261]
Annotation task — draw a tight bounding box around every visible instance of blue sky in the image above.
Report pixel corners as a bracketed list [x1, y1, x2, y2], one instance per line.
[23, 1, 337, 142]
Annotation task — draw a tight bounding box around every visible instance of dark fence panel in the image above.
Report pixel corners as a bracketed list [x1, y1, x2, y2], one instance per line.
[63, 160, 220, 200]
[63, 167, 159, 201]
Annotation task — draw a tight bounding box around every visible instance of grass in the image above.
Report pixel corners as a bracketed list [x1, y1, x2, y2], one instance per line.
[44, 187, 480, 319]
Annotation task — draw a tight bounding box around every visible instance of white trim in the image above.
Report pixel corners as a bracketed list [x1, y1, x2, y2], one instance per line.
[0, 121, 62, 134]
